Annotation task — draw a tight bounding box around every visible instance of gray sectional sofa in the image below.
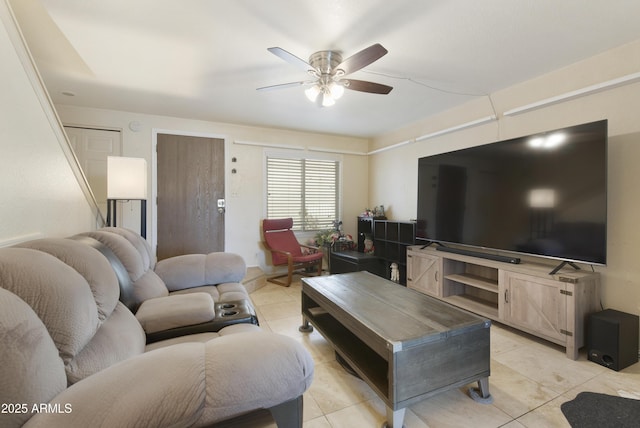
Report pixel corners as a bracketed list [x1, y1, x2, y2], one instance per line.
[0, 228, 314, 428]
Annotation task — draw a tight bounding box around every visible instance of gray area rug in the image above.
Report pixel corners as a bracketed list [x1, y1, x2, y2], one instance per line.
[561, 391, 640, 428]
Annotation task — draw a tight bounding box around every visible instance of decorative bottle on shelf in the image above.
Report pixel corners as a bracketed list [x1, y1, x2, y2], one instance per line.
[363, 234, 374, 255]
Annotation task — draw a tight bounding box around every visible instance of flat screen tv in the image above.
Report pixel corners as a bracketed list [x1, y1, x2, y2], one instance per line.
[416, 119, 607, 266]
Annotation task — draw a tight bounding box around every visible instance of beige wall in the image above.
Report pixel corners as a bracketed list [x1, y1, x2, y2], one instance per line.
[0, 3, 95, 246]
[55, 104, 369, 269]
[369, 40, 640, 318]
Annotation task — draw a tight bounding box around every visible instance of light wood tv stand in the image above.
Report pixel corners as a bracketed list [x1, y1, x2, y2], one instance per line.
[407, 245, 600, 359]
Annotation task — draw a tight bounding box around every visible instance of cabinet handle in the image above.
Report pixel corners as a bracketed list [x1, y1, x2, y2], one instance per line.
[505, 289, 509, 303]
[435, 271, 439, 282]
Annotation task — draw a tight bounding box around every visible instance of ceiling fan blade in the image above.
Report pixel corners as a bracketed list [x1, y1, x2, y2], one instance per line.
[336, 43, 388, 75]
[257, 81, 311, 91]
[267, 47, 315, 72]
[344, 79, 393, 94]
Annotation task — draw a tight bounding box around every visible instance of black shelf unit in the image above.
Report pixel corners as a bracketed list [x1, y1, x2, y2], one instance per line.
[357, 216, 385, 252]
[373, 220, 416, 285]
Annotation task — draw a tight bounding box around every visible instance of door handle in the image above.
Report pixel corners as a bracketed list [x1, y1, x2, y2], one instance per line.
[217, 198, 225, 214]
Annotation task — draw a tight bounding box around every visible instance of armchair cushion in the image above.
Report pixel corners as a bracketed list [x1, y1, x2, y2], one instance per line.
[292, 252, 324, 264]
[135, 292, 215, 334]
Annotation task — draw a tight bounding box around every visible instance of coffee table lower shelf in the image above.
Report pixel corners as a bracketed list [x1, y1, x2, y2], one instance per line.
[303, 308, 390, 399]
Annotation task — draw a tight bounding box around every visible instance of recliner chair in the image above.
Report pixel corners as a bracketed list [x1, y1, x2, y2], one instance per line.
[76, 227, 257, 343]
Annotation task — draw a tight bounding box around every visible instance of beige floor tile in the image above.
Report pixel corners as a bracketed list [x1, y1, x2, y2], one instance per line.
[308, 359, 378, 414]
[491, 339, 603, 394]
[250, 286, 297, 306]
[488, 360, 560, 418]
[258, 300, 304, 321]
[339, 397, 430, 428]
[302, 392, 324, 422]
[500, 421, 527, 428]
[408, 387, 512, 428]
[302, 416, 332, 428]
[324, 399, 387, 428]
[515, 394, 571, 428]
[266, 315, 336, 364]
[490, 323, 534, 355]
[563, 363, 640, 399]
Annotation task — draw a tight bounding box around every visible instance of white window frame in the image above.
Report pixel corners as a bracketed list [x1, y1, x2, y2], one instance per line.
[264, 149, 343, 237]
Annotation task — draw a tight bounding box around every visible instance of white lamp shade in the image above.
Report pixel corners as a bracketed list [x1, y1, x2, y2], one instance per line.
[107, 156, 147, 199]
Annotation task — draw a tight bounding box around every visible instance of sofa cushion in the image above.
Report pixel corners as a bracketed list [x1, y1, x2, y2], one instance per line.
[0, 288, 67, 428]
[24, 342, 209, 428]
[143, 323, 261, 352]
[79, 231, 168, 303]
[199, 331, 314, 423]
[21, 333, 314, 428]
[17, 238, 120, 322]
[100, 226, 157, 270]
[169, 283, 249, 303]
[0, 248, 100, 366]
[67, 302, 146, 384]
[0, 244, 147, 386]
[135, 292, 215, 334]
[155, 252, 247, 291]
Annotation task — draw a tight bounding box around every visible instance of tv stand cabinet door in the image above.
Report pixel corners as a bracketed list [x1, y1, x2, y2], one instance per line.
[407, 250, 441, 297]
[503, 271, 567, 346]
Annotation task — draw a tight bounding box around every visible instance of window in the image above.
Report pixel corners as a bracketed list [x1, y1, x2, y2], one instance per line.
[266, 154, 340, 231]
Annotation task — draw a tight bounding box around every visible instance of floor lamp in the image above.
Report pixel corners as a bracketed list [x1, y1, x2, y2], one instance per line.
[107, 156, 148, 238]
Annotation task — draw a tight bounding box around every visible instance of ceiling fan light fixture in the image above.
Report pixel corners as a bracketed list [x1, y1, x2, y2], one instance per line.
[329, 82, 344, 100]
[305, 84, 321, 102]
[321, 91, 335, 107]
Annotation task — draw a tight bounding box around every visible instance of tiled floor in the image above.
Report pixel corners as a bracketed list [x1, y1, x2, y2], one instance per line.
[244, 278, 640, 427]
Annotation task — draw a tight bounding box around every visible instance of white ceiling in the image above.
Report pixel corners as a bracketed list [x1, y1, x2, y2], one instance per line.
[11, 0, 640, 138]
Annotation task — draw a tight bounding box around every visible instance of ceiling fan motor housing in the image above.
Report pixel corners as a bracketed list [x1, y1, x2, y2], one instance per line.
[308, 51, 344, 77]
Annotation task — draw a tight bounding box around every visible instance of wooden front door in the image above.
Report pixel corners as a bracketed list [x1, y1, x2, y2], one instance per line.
[157, 134, 225, 260]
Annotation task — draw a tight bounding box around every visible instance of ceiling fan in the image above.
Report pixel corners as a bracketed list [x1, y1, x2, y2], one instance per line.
[257, 43, 393, 107]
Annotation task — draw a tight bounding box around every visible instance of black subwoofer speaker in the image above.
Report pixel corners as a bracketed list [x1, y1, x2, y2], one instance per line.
[588, 309, 639, 371]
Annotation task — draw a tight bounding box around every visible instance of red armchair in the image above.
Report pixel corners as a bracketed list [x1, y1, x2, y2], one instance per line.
[262, 218, 323, 287]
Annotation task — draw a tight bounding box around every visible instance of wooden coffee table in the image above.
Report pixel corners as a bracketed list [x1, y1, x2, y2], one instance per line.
[300, 271, 491, 428]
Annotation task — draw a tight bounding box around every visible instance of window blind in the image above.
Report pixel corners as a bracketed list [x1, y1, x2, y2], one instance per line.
[266, 156, 339, 231]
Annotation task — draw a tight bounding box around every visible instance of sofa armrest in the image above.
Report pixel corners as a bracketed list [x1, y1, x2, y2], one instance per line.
[23, 333, 314, 428]
[23, 342, 209, 428]
[135, 293, 214, 334]
[155, 253, 247, 292]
